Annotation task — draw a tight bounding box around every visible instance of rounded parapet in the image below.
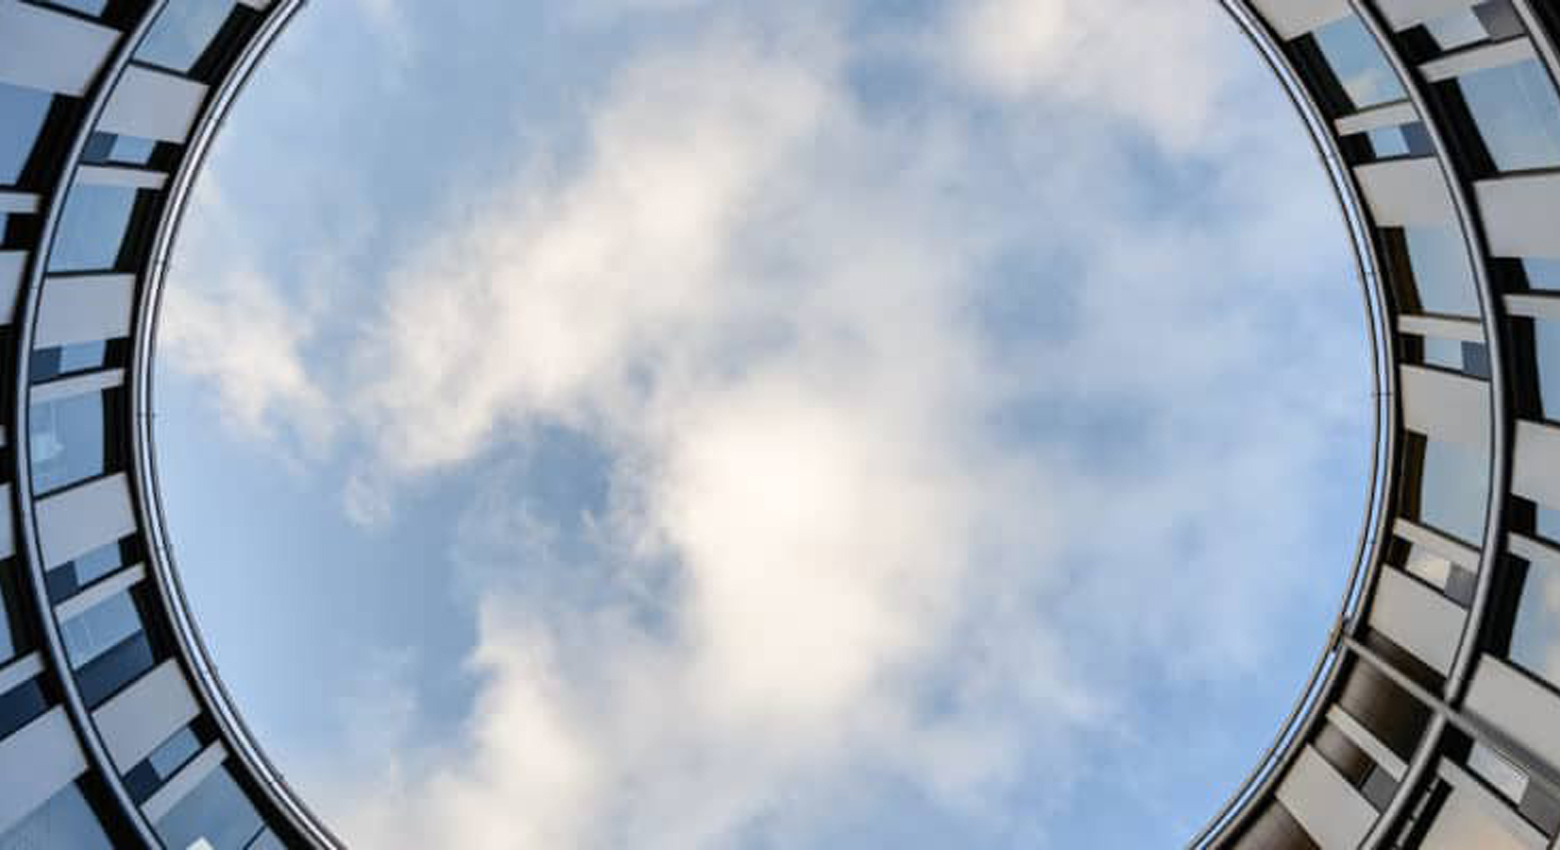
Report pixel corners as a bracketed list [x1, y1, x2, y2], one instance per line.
[5, 1, 1560, 848]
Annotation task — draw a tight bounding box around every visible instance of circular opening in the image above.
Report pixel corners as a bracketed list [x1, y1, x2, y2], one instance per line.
[154, 2, 1371, 845]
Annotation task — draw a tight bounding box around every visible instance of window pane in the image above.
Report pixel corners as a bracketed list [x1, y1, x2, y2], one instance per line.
[1454, 59, 1560, 172]
[154, 764, 265, 850]
[0, 678, 49, 740]
[47, 185, 138, 273]
[1540, 504, 1560, 544]
[148, 727, 203, 779]
[0, 781, 113, 850]
[31, 341, 111, 384]
[30, 391, 109, 495]
[1511, 553, 1560, 690]
[72, 540, 127, 587]
[1421, 337, 1488, 377]
[1424, 10, 1490, 51]
[75, 631, 153, 707]
[1419, 438, 1489, 545]
[0, 561, 21, 663]
[0, 82, 53, 187]
[1313, 16, 1406, 110]
[1403, 226, 1480, 315]
[138, 0, 238, 74]
[1522, 258, 1560, 291]
[82, 132, 158, 167]
[45, 0, 111, 16]
[1537, 319, 1560, 423]
[61, 590, 142, 669]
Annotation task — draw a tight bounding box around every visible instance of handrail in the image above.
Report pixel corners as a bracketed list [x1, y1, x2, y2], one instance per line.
[1187, 2, 1399, 846]
[128, 1, 344, 847]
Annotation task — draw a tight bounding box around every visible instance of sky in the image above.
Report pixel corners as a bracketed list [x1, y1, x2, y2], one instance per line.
[151, 1, 1372, 847]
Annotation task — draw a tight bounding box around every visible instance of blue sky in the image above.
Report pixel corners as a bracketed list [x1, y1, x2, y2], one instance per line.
[152, 1, 1371, 846]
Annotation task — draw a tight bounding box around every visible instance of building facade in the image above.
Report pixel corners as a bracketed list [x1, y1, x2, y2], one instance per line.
[2, 0, 1560, 847]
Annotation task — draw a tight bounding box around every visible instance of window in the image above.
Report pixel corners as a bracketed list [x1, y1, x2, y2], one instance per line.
[1419, 336, 1491, 378]
[1313, 16, 1407, 110]
[47, 185, 141, 273]
[30, 389, 118, 496]
[1535, 319, 1560, 423]
[138, 0, 240, 74]
[1398, 226, 1481, 316]
[1411, 435, 1490, 546]
[82, 132, 160, 168]
[0, 560, 25, 663]
[1361, 122, 1434, 159]
[0, 676, 48, 740]
[1520, 258, 1560, 291]
[1510, 552, 1560, 691]
[1421, 1, 1524, 52]
[38, 0, 111, 17]
[45, 538, 132, 603]
[30, 341, 114, 384]
[61, 590, 143, 670]
[0, 781, 113, 850]
[1450, 59, 1560, 172]
[0, 82, 53, 187]
[126, 724, 206, 803]
[154, 763, 266, 850]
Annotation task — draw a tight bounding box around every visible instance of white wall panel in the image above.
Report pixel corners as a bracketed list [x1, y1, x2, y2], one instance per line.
[0, 0, 117, 96]
[36, 473, 137, 569]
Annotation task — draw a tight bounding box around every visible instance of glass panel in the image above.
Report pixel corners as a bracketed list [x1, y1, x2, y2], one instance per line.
[148, 727, 203, 779]
[75, 631, 153, 707]
[43, 0, 111, 16]
[1540, 504, 1560, 544]
[1469, 742, 1529, 802]
[0, 561, 20, 662]
[82, 132, 159, 167]
[47, 185, 138, 273]
[1404, 226, 1481, 316]
[0, 782, 113, 848]
[31, 342, 111, 384]
[1418, 437, 1489, 545]
[0, 82, 52, 187]
[1522, 258, 1560, 291]
[46, 540, 129, 603]
[247, 829, 285, 850]
[1313, 16, 1407, 110]
[30, 390, 109, 495]
[138, 0, 238, 74]
[1425, 9, 1491, 50]
[0, 781, 113, 850]
[60, 590, 141, 669]
[0, 678, 48, 740]
[71, 540, 127, 587]
[1536, 319, 1560, 423]
[1511, 552, 1560, 689]
[154, 763, 266, 850]
[1454, 59, 1560, 172]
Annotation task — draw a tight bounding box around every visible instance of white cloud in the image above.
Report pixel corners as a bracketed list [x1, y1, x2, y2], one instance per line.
[171, 1, 1370, 845]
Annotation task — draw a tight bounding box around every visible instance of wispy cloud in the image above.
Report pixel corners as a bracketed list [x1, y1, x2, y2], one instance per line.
[165, 1, 1369, 846]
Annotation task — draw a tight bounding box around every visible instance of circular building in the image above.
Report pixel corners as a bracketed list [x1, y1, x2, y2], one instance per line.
[0, 0, 1558, 847]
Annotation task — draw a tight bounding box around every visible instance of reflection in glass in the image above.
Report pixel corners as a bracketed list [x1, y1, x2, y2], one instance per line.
[1537, 319, 1560, 423]
[82, 132, 159, 167]
[0, 82, 52, 187]
[0, 678, 48, 740]
[138, 0, 239, 74]
[1453, 59, 1560, 172]
[1418, 437, 1488, 545]
[61, 590, 142, 669]
[1422, 337, 1490, 378]
[155, 763, 266, 850]
[1522, 258, 1560, 291]
[1511, 553, 1560, 691]
[30, 391, 109, 495]
[1422, 2, 1523, 51]
[0, 781, 113, 850]
[1313, 16, 1406, 110]
[46, 539, 129, 603]
[47, 185, 138, 273]
[31, 341, 111, 384]
[1403, 226, 1480, 316]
